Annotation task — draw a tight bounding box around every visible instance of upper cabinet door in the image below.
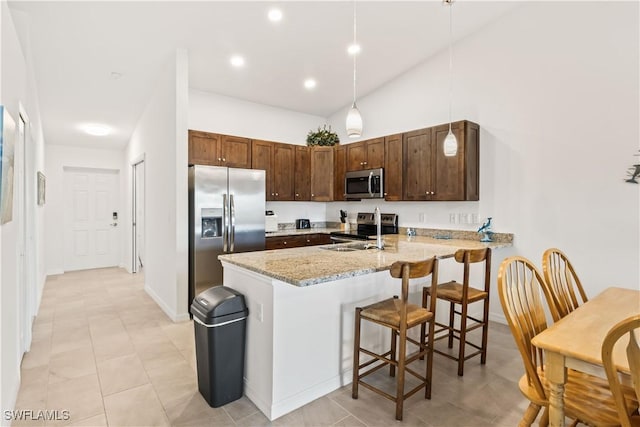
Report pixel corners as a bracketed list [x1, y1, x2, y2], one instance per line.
[189, 130, 219, 166]
[333, 145, 346, 201]
[294, 146, 311, 201]
[310, 146, 334, 201]
[251, 140, 274, 200]
[432, 120, 479, 201]
[272, 143, 295, 201]
[403, 128, 435, 201]
[384, 134, 403, 201]
[346, 141, 367, 171]
[220, 135, 252, 168]
[365, 137, 385, 169]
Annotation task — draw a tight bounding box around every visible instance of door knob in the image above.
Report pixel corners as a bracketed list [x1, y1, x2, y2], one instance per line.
[110, 223, 118, 227]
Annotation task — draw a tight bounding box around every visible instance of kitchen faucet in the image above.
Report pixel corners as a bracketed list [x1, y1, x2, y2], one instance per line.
[374, 207, 384, 250]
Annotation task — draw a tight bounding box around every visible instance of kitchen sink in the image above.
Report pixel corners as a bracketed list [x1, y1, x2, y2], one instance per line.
[320, 242, 379, 252]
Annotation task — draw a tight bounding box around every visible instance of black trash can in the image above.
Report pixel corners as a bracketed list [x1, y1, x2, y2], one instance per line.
[190, 286, 249, 407]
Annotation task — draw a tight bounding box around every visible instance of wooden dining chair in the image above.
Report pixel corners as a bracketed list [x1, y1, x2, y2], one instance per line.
[422, 247, 491, 376]
[498, 256, 638, 427]
[352, 257, 438, 421]
[542, 248, 588, 321]
[602, 314, 640, 427]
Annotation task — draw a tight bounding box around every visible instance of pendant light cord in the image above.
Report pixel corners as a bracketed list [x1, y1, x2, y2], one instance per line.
[352, 0, 357, 106]
[448, 0, 453, 133]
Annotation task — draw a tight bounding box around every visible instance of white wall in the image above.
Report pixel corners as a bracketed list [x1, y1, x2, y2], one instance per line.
[123, 49, 189, 322]
[0, 3, 47, 421]
[44, 145, 124, 275]
[189, 89, 325, 145]
[327, 2, 640, 318]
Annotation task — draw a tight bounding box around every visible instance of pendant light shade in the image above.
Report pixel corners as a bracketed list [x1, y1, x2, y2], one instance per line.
[443, 130, 457, 156]
[346, 1, 362, 138]
[346, 103, 363, 138]
[444, 0, 457, 157]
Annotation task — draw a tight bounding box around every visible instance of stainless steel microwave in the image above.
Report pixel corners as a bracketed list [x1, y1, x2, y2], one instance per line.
[345, 168, 384, 199]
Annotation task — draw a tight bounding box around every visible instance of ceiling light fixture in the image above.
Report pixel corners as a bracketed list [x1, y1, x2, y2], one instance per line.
[230, 55, 245, 68]
[268, 8, 283, 22]
[346, 0, 362, 138]
[443, 0, 458, 157]
[83, 124, 110, 136]
[304, 79, 317, 90]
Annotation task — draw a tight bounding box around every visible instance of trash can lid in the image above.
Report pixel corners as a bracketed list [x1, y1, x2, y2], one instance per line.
[190, 286, 248, 325]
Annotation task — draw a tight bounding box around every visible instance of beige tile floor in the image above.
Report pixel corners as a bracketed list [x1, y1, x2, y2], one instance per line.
[13, 267, 535, 427]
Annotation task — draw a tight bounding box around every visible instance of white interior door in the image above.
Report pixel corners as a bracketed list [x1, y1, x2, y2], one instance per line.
[64, 168, 120, 271]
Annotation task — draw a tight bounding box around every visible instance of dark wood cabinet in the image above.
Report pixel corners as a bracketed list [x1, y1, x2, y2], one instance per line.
[384, 134, 403, 201]
[252, 140, 295, 201]
[188, 130, 219, 166]
[346, 137, 384, 171]
[265, 233, 332, 250]
[431, 121, 479, 201]
[310, 146, 334, 201]
[403, 128, 435, 201]
[294, 146, 311, 201]
[403, 120, 479, 201]
[189, 130, 252, 168]
[334, 145, 346, 201]
[220, 135, 252, 168]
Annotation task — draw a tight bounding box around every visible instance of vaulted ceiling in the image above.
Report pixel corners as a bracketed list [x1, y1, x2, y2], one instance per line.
[8, 1, 517, 148]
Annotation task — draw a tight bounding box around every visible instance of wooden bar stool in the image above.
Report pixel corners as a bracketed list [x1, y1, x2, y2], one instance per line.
[422, 247, 491, 376]
[352, 257, 439, 421]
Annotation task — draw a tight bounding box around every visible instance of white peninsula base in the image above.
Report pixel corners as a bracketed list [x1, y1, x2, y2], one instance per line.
[220, 261, 432, 421]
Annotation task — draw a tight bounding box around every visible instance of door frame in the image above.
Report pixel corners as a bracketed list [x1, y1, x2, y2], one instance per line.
[131, 154, 145, 274]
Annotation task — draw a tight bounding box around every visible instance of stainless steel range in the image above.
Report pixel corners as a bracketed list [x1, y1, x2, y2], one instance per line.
[330, 212, 398, 242]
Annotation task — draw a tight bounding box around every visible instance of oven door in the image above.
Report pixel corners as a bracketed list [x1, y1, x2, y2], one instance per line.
[345, 168, 384, 199]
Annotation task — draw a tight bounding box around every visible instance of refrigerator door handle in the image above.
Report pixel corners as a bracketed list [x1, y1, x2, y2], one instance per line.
[223, 194, 228, 252]
[230, 194, 236, 252]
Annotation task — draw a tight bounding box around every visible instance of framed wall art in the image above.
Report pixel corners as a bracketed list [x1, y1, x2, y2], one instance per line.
[0, 106, 16, 225]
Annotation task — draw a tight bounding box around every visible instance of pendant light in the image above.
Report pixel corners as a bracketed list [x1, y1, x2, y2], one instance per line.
[443, 0, 458, 157]
[346, 0, 363, 138]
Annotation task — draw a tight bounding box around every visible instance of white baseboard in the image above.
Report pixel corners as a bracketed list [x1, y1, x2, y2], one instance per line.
[259, 374, 345, 421]
[46, 268, 64, 276]
[144, 285, 178, 321]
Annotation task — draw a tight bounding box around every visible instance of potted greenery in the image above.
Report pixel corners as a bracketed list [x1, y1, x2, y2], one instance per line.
[306, 124, 340, 146]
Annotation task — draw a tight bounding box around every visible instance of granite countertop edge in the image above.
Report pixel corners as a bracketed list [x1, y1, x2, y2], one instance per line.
[220, 235, 512, 287]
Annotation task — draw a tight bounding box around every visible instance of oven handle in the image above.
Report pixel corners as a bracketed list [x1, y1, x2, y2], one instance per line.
[368, 171, 373, 197]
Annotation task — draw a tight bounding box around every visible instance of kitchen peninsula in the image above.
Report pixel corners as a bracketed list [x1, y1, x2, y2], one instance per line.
[218, 234, 511, 420]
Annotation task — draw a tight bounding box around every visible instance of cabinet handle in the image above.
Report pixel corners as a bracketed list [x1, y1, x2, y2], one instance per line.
[295, 193, 299, 197]
[306, 239, 311, 243]
[364, 161, 367, 165]
[275, 193, 278, 196]
[218, 157, 222, 161]
[284, 241, 287, 245]
[271, 193, 274, 196]
[222, 158, 226, 162]
[311, 193, 314, 197]
[431, 191, 435, 195]
[384, 192, 387, 196]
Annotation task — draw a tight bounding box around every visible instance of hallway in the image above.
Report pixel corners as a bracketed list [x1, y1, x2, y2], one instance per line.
[13, 268, 529, 426]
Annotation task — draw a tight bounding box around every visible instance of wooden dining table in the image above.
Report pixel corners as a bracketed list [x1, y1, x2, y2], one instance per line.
[531, 286, 640, 427]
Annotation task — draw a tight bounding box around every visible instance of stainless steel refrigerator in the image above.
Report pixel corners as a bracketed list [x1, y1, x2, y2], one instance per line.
[189, 165, 265, 307]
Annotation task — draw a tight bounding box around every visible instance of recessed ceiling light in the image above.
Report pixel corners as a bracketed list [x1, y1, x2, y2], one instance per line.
[304, 79, 317, 90]
[82, 124, 110, 136]
[347, 43, 361, 55]
[268, 8, 283, 22]
[230, 55, 245, 68]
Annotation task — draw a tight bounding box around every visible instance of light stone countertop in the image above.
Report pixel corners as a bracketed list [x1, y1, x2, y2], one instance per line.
[219, 234, 511, 287]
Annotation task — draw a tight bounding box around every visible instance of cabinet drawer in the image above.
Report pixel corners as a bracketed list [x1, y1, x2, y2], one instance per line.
[265, 233, 332, 250]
